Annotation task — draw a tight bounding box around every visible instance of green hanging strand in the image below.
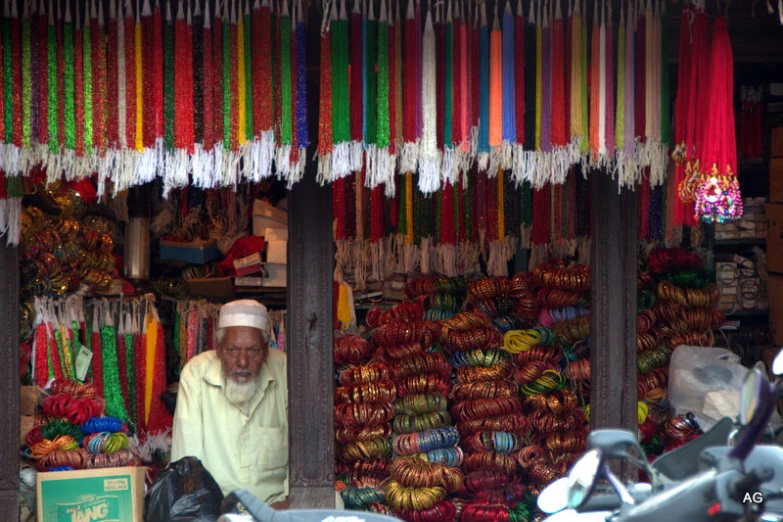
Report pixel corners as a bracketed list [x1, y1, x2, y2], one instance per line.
[64, 14, 75, 150]
[21, 12, 31, 148]
[124, 332, 136, 426]
[223, 13, 230, 148]
[365, 12, 378, 146]
[83, 13, 93, 152]
[243, 8, 253, 139]
[414, 176, 423, 245]
[280, 10, 292, 145]
[101, 324, 129, 422]
[85, 323, 92, 381]
[465, 176, 472, 241]
[331, 14, 350, 145]
[453, 181, 460, 240]
[376, 7, 389, 148]
[164, 14, 174, 150]
[579, 13, 588, 155]
[444, 14, 453, 147]
[3, 13, 13, 144]
[519, 181, 532, 231]
[47, 14, 58, 152]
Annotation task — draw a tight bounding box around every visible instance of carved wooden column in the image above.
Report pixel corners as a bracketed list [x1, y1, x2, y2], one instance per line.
[0, 242, 20, 522]
[589, 173, 638, 445]
[287, 8, 335, 504]
[287, 170, 335, 508]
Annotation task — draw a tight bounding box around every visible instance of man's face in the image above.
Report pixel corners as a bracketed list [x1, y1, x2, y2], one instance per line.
[217, 326, 268, 384]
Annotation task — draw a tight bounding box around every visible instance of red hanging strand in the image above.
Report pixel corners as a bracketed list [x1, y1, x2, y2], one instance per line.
[212, 7, 223, 150]
[514, 5, 524, 146]
[202, 7, 214, 150]
[124, 8, 136, 151]
[440, 180, 455, 245]
[142, 6, 155, 148]
[551, 6, 566, 147]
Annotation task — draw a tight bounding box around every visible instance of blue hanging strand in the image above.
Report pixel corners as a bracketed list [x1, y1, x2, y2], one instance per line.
[295, 1, 308, 148]
[501, 2, 515, 144]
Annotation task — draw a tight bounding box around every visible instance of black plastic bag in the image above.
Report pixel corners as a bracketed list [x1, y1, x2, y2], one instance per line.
[145, 457, 225, 522]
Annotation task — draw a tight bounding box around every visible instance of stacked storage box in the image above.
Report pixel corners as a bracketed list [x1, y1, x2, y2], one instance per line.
[767, 127, 783, 342]
[252, 200, 288, 287]
[715, 198, 767, 240]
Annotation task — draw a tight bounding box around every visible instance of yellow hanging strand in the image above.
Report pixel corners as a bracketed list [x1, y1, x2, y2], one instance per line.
[144, 312, 157, 425]
[237, 11, 247, 145]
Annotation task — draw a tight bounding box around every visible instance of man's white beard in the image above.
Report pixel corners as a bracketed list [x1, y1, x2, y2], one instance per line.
[225, 376, 260, 413]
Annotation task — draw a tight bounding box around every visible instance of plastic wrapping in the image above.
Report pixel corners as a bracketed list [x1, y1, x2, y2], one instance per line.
[668, 346, 781, 431]
[145, 457, 224, 522]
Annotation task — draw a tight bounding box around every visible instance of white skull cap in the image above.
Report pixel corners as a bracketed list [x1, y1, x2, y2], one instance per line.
[218, 300, 269, 331]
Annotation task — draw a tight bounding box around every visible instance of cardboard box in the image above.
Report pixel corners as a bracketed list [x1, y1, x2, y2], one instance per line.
[37, 467, 146, 522]
[769, 275, 783, 345]
[252, 200, 287, 237]
[266, 240, 287, 264]
[186, 277, 235, 300]
[20, 415, 33, 446]
[160, 239, 221, 265]
[772, 126, 783, 158]
[770, 159, 783, 203]
[767, 203, 783, 273]
[264, 228, 288, 241]
[263, 263, 287, 287]
[20, 386, 38, 415]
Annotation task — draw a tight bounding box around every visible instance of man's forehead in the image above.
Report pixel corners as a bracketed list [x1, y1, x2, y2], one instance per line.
[221, 326, 265, 342]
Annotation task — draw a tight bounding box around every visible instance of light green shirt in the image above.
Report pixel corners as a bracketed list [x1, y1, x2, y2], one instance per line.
[171, 349, 289, 505]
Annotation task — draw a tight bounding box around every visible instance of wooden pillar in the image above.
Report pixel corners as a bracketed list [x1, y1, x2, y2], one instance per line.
[589, 173, 638, 463]
[285, 3, 335, 508]
[0, 242, 20, 522]
[287, 172, 335, 509]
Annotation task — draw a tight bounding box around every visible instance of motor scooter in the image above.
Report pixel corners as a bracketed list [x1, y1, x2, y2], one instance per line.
[539, 350, 783, 522]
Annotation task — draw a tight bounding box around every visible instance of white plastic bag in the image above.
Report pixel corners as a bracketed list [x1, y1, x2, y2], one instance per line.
[668, 346, 750, 431]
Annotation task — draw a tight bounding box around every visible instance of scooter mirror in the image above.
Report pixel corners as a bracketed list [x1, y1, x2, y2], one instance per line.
[587, 430, 646, 461]
[772, 348, 783, 376]
[537, 477, 569, 514]
[740, 367, 766, 426]
[568, 449, 604, 510]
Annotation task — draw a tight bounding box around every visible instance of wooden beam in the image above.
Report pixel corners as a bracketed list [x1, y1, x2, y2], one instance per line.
[589, 173, 638, 478]
[0, 242, 19, 522]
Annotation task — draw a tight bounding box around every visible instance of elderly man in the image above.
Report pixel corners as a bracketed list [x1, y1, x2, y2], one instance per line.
[171, 300, 289, 508]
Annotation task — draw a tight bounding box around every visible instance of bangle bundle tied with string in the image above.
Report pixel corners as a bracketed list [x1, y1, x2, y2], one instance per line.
[404, 276, 467, 323]
[22, 378, 140, 472]
[635, 247, 724, 459]
[502, 264, 590, 498]
[375, 304, 460, 522]
[440, 309, 528, 522]
[334, 333, 396, 514]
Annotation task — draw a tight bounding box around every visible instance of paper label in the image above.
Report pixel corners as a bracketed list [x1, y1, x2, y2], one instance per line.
[75, 344, 93, 383]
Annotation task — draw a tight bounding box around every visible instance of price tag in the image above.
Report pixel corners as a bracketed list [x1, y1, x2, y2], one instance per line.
[75, 344, 93, 382]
